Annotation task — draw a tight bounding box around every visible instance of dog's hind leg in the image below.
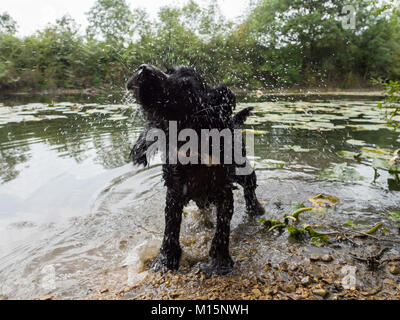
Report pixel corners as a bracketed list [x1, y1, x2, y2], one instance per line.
[200, 189, 234, 276]
[151, 188, 184, 272]
[235, 171, 265, 216]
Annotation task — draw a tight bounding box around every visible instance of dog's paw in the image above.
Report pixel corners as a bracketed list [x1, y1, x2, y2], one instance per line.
[151, 252, 180, 273]
[247, 201, 265, 216]
[199, 256, 234, 277]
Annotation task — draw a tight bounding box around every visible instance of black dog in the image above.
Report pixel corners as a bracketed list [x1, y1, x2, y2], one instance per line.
[126, 65, 264, 276]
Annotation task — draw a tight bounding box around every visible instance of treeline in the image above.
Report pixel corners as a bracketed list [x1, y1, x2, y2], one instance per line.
[0, 0, 399, 92]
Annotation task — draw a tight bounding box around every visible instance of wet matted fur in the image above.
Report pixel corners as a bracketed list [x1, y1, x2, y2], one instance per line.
[126, 65, 264, 276]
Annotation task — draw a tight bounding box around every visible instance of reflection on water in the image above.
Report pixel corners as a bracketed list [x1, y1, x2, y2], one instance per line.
[0, 94, 400, 299]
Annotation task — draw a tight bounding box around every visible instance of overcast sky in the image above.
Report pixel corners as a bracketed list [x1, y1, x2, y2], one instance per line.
[1, 0, 251, 36]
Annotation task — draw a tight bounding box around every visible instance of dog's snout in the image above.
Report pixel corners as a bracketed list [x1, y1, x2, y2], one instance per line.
[126, 64, 168, 93]
[138, 64, 149, 71]
[126, 65, 149, 91]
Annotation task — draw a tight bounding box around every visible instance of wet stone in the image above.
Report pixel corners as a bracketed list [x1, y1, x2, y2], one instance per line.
[389, 263, 400, 275]
[284, 284, 296, 293]
[321, 254, 333, 262]
[301, 276, 311, 285]
[312, 288, 328, 298]
[310, 254, 321, 261]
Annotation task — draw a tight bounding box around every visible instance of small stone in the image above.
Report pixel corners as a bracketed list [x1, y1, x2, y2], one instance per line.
[37, 294, 55, 300]
[321, 254, 333, 262]
[100, 288, 109, 294]
[312, 288, 328, 298]
[289, 264, 298, 271]
[252, 289, 262, 297]
[383, 278, 396, 286]
[301, 276, 311, 285]
[310, 254, 320, 261]
[389, 264, 400, 275]
[361, 287, 381, 296]
[284, 284, 296, 293]
[123, 286, 135, 293]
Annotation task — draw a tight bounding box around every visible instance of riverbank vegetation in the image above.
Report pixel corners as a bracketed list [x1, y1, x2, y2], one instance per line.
[0, 0, 399, 92]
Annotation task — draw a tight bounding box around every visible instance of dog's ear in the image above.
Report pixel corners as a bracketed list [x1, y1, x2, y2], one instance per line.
[212, 85, 236, 114]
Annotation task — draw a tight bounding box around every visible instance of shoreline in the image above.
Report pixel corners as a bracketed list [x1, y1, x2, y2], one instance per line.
[77, 243, 400, 301]
[1, 88, 385, 97]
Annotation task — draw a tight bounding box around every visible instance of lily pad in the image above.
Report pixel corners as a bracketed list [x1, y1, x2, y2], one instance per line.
[318, 163, 364, 181]
[390, 212, 400, 222]
[242, 129, 269, 135]
[280, 145, 317, 153]
[346, 139, 366, 146]
[309, 193, 340, 207]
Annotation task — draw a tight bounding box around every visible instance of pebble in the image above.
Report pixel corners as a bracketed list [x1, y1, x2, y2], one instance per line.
[389, 264, 400, 275]
[252, 288, 262, 297]
[321, 254, 333, 262]
[310, 254, 320, 261]
[289, 264, 298, 271]
[301, 276, 311, 285]
[37, 294, 55, 300]
[284, 284, 296, 293]
[383, 278, 397, 286]
[312, 288, 328, 298]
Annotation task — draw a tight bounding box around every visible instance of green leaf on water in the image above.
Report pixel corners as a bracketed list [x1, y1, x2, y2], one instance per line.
[304, 225, 329, 246]
[346, 139, 366, 146]
[390, 211, 400, 222]
[259, 218, 285, 231]
[291, 201, 305, 211]
[242, 129, 269, 135]
[309, 193, 340, 207]
[345, 220, 355, 227]
[286, 225, 307, 238]
[290, 207, 313, 219]
[318, 163, 364, 182]
[337, 150, 362, 162]
[365, 222, 384, 234]
[280, 145, 317, 152]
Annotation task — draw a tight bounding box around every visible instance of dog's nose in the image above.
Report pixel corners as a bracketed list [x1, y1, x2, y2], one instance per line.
[126, 65, 149, 91]
[137, 64, 150, 74]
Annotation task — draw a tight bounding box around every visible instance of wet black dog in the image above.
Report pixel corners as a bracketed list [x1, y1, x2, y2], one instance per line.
[126, 65, 264, 276]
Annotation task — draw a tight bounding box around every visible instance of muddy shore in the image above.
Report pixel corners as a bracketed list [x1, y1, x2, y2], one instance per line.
[34, 225, 399, 301]
[80, 244, 400, 301]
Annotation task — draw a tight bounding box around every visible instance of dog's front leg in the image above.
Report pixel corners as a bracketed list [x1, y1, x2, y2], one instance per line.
[151, 189, 184, 272]
[200, 189, 234, 276]
[235, 171, 265, 216]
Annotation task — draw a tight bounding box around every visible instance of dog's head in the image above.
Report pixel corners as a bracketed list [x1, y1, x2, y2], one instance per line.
[126, 65, 236, 121]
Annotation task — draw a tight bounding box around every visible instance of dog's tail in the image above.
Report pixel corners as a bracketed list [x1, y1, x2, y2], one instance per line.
[130, 128, 155, 167]
[130, 141, 149, 167]
[233, 107, 253, 126]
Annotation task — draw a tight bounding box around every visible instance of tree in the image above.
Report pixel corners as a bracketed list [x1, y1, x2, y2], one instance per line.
[0, 12, 17, 34]
[86, 0, 134, 45]
[245, 0, 400, 86]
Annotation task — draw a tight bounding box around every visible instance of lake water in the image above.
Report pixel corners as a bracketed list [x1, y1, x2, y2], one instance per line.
[0, 93, 400, 299]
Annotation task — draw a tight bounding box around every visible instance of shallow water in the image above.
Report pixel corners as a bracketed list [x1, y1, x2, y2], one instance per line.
[0, 94, 399, 299]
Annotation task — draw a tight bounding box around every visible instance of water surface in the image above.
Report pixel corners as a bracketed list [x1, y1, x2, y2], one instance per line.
[0, 93, 399, 299]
